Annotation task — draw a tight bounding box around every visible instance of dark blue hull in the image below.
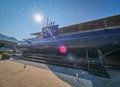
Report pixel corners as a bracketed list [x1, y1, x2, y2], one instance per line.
[17, 27, 120, 77]
[30, 27, 120, 54]
[17, 27, 120, 58]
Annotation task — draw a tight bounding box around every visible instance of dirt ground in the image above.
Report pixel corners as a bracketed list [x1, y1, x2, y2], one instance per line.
[0, 60, 71, 87]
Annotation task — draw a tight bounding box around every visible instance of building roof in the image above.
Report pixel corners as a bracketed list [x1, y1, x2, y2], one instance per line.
[0, 33, 18, 43]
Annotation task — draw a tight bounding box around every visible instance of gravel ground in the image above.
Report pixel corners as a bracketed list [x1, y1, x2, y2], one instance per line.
[0, 60, 72, 87]
[10, 58, 93, 87]
[10, 57, 120, 87]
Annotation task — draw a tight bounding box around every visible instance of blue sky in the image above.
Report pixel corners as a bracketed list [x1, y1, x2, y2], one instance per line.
[0, 0, 120, 40]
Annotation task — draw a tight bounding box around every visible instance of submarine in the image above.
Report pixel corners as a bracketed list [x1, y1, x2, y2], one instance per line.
[17, 14, 120, 57]
[17, 14, 120, 77]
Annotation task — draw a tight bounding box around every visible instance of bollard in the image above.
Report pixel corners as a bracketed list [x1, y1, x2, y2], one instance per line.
[24, 64, 26, 69]
[76, 73, 80, 82]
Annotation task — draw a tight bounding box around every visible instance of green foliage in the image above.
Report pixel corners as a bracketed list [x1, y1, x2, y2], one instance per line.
[1, 52, 10, 60]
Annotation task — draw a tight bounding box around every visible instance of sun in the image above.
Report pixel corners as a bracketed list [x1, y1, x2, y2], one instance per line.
[32, 13, 44, 23]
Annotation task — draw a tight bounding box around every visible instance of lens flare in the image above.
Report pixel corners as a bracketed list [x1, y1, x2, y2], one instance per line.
[59, 45, 67, 53]
[74, 64, 77, 68]
[82, 71, 85, 75]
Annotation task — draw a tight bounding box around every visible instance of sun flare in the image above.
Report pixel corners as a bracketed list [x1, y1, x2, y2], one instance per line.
[32, 13, 44, 23]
